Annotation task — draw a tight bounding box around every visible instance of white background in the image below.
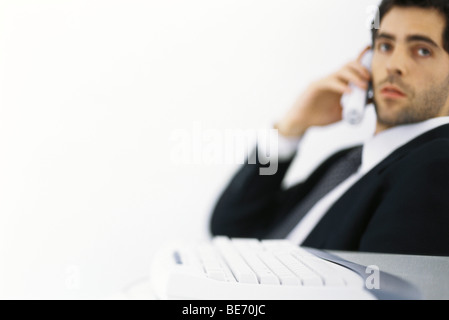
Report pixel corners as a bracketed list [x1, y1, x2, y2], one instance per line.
[0, 0, 379, 299]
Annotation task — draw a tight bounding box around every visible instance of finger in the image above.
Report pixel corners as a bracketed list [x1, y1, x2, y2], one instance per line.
[346, 61, 371, 81]
[356, 45, 372, 62]
[325, 78, 352, 94]
[336, 67, 369, 89]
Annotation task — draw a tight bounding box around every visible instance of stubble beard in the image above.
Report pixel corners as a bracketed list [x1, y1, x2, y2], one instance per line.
[373, 74, 449, 127]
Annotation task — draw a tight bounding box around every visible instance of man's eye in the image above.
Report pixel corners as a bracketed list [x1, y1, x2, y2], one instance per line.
[417, 47, 432, 57]
[378, 43, 392, 52]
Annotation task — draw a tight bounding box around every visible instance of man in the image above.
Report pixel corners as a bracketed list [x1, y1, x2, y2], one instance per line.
[210, 0, 449, 256]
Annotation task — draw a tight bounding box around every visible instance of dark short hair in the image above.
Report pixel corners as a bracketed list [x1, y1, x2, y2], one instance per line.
[371, 0, 449, 53]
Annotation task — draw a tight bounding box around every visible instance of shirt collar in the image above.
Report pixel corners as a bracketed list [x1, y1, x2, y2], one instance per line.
[360, 116, 449, 174]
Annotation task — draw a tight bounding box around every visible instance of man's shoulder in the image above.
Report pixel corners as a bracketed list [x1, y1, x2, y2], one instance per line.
[388, 133, 449, 179]
[390, 123, 449, 161]
[370, 125, 449, 180]
[404, 133, 449, 162]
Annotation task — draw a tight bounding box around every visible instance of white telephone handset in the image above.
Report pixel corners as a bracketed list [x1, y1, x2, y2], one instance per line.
[341, 49, 373, 125]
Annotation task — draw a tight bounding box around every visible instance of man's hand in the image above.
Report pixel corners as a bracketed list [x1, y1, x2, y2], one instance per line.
[276, 47, 372, 138]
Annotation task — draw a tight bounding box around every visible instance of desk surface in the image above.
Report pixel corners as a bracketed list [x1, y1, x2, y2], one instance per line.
[329, 251, 449, 300]
[118, 251, 449, 300]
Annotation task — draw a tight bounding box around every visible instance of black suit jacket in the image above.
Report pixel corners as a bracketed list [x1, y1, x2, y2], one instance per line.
[210, 124, 449, 256]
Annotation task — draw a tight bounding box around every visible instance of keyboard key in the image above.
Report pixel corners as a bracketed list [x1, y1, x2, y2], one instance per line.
[241, 253, 280, 285]
[205, 268, 227, 281]
[298, 256, 346, 286]
[231, 239, 280, 285]
[197, 244, 235, 282]
[292, 251, 364, 287]
[213, 237, 258, 284]
[258, 252, 301, 286]
[275, 253, 323, 286]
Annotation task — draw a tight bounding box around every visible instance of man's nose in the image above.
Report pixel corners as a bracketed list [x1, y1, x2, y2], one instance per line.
[386, 47, 407, 77]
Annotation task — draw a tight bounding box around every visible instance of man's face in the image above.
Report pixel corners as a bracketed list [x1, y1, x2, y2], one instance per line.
[372, 6, 449, 132]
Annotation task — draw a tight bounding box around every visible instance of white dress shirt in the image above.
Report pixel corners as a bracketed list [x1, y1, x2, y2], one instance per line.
[276, 117, 449, 245]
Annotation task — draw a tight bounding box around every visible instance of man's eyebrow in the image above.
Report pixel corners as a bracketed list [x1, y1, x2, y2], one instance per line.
[406, 35, 439, 48]
[375, 32, 395, 41]
[375, 32, 439, 48]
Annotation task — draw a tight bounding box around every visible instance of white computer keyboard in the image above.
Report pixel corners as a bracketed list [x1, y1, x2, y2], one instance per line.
[150, 236, 381, 300]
